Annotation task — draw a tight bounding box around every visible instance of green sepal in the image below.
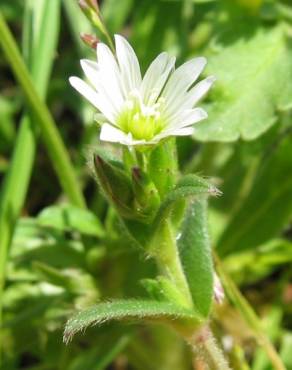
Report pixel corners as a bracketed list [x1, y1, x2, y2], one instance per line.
[148, 139, 178, 198]
[93, 154, 135, 220]
[132, 167, 160, 222]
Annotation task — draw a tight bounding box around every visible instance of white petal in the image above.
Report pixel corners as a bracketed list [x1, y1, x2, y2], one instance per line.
[162, 57, 207, 115]
[154, 126, 194, 141]
[167, 107, 208, 130]
[96, 43, 125, 105]
[69, 76, 100, 110]
[100, 123, 146, 146]
[184, 76, 216, 108]
[80, 59, 123, 116]
[169, 127, 195, 136]
[114, 34, 142, 94]
[80, 59, 99, 85]
[69, 76, 116, 123]
[140, 52, 176, 104]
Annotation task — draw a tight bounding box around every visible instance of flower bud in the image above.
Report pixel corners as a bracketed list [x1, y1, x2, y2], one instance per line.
[94, 154, 135, 219]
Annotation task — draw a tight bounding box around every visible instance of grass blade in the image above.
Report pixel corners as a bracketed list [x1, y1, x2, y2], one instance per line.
[0, 2, 63, 362]
[0, 11, 86, 209]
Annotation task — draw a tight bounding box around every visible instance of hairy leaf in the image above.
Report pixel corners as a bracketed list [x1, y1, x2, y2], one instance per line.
[178, 199, 214, 317]
[64, 299, 199, 343]
[153, 174, 220, 230]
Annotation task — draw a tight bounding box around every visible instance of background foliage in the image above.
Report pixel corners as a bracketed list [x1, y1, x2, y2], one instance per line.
[0, 0, 292, 369]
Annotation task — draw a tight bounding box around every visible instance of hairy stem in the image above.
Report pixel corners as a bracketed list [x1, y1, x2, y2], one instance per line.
[187, 326, 231, 370]
[152, 219, 193, 308]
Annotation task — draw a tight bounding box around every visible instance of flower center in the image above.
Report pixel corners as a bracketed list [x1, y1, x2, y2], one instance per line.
[117, 90, 166, 141]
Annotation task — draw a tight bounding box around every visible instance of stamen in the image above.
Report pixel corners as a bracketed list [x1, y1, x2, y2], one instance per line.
[117, 89, 166, 141]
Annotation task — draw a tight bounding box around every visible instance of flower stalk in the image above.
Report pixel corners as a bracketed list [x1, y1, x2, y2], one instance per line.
[78, 0, 114, 51]
[187, 326, 231, 370]
[69, 12, 232, 369]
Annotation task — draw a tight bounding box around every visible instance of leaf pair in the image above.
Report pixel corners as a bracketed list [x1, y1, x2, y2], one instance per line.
[64, 174, 219, 342]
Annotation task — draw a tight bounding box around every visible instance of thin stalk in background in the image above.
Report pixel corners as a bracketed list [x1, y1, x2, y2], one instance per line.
[214, 253, 286, 370]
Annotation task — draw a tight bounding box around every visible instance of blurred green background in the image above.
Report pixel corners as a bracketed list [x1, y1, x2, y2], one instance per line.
[0, 0, 292, 369]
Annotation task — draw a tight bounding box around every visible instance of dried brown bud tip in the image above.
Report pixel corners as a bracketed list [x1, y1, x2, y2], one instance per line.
[132, 167, 142, 181]
[86, 0, 99, 12]
[80, 33, 99, 49]
[78, 0, 88, 11]
[79, 0, 99, 12]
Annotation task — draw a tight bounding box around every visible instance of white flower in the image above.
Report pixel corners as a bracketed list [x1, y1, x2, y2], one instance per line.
[69, 34, 215, 146]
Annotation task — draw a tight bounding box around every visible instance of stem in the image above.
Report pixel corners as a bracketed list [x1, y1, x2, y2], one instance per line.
[214, 253, 286, 370]
[99, 20, 115, 52]
[0, 11, 86, 209]
[152, 220, 193, 308]
[187, 326, 231, 370]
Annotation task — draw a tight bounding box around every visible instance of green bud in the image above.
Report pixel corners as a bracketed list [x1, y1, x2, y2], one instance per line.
[94, 154, 135, 219]
[132, 167, 160, 221]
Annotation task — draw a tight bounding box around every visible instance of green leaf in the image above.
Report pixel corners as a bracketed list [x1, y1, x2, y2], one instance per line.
[194, 25, 292, 142]
[32, 261, 99, 299]
[178, 198, 214, 317]
[224, 239, 292, 284]
[218, 134, 292, 255]
[68, 336, 130, 370]
[37, 204, 104, 237]
[63, 299, 200, 343]
[0, 97, 15, 151]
